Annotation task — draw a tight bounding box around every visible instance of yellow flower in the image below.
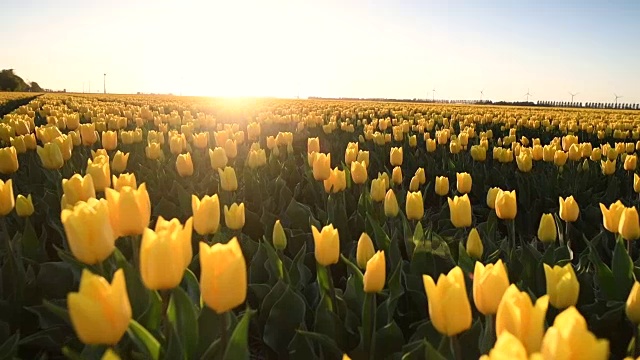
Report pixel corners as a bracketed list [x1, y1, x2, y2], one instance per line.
[406, 191, 424, 220]
[448, 194, 472, 228]
[61, 198, 116, 265]
[272, 220, 287, 250]
[357, 150, 370, 168]
[542, 145, 555, 162]
[466, 228, 483, 259]
[590, 148, 602, 162]
[408, 135, 417, 147]
[554, 150, 568, 166]
[559, 196, 579, 222]
[390, 167, 401, 186]
[426, 139, 437, 152]
[218, 166, 238, 191]
[544, 263, 579, 309]
[16, 194, 34, 217]
[312, 153, 331, 181]
[384, 189, 399, 217]
[350, 160, 368, 184]
[496, 285, 548, 354]
[192, 132, 209, 149]
[415, 167, 426, 185]
[516, 152, 532, 172]
[470, 145, 487, 161]
[356, 232, 375, 270]
[68, 269, 131, 345]
[370, 177, 386, 202]
[482, 331, 539, 360]
[111, 173, 137, 192]
[600, 159, 616, 175]
[104, 184, 151, 237]
[62, 174, 96, 209]
[635, 174, 640, 193]
[619, 207, 640, 241]
[200, 238, 247, 313]
[390, 147, 403, 166]
[101, 131, 118, 151]
[531, 145, 543, 161]
[495, 190, 517, 220]
[209, 147, 228, 170]
[474, 260, 510, 315]
[435, 176, 449, 196]
[409, 176, 420, 192]
[79, 123, 98, 146]
[101, 349, 121, 360]
[363, 251, 386, 293]
[111, 151, 129, 174]
[87, 155, 111, 192]
[170, 134, 186, 155]
[10, 136, 27, 154]
[0, 146, 18, 174]
[192, 194, 220, 235]
[37, 143, 64, 169]
[176, 153, 194, 177]
[0, 180, 14, 216]
[307, 137, 320, 153]
[224, 203, 245, 230]
[568, 144, 581, 161]
[537, 213, 557, 243]
[626, 282, 640, 324]
[600, 201, 624, 234]
[423, 267, 472, 336]
[224, 138, 238, 159]
[456, 172, 472, 194]
[540, 307, 609, 360]
[625, 155, 637, 171]
[311, 224, 340, 266]
[140, 217, 193, 290]
[145, 142, 162, 160]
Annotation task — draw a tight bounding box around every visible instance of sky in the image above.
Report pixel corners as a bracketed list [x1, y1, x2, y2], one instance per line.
[2, 0, 639, 103]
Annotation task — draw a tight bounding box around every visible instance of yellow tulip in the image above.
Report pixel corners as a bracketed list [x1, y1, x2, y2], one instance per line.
[516, 152, 532, 172]
[345, 147, 357, 166]
[0, 179, 14, 216]
[544, 263, 579, 309]
[224, 203, 245, 230]
[307, 137, 320, 153]
[537, 213, 557, 243]
[390, 147, 403, 166]
[324, 167, 346, 193]
[635, 174, 640, 193]
[145, 142, 162, 160]
[449, 139, 461, 154]
[16, 194, 34, 217]
[384, 189, 399, 217]
[415, 167, 426, 185]
[391, 166, 402, 186]
[600, 159, 616, 175]
[363, 251, 386, 293]
[140, 217, 193, 290]
[101, 349, 121, 360]
[311, 224, 340, 266]
[0, 146, 18, 174]
[351, 160, 368, 184]
[540, 307, 609, 360]
[590, 148, 602, 162]
[68, 269, 131, 345]
[111, 151, 129, 174]
[79, 123, 98, 146]
[176, 153, 194, 177]
[568, 144, 581, 161]
[542, 145, 555, 162]
[192, 194, 220, 235]
[554, 150, 568, 166]
[559, 196, 579, 222]
[357, 150, 370, 168]
[448, 194, 472, 228]
[626, 282, 640, 324]
[625, 155, 637, 171]
[473, 259, 510, 315]
[406, 191, 424, 220]
[370, 177, 386, 202]
[600, 201, 624, 234]
[467, 228, 483, 259]
[496, 284, 549, 354]
[312, 153, 331, 181]
[486, 187, 500, 209]
[112, 173, 137, 192]
[426, 139, 437, 152]
[481, 331, 539, 360]
[192, 132, 208, 149]
[218, 166, 238, 191]
[101, 131, 118, 151]
[61, 198, 116, 265]
[435, 176, 449, 196]
[91, 149, 108, 160]
[409, 176, 420, 192]
[37, 143, 64, 170]
[86, 155, 111, 192]
[104, 184, 151, 237]
[208, 147, 228, 170]
[10, 136, 27, 154]
[456, 172, 472, 194]
[61, 174, 96, 209]
[470, 145, 487, 161]
[200, 238, 247, 313]
[423, 267, 472, 336]
[272, 220, 287, 250]
[224, 138, 237, 159]
[356, 232, 375, 270]
[619, 207, 640, 241]
[495, 190, 517, 220]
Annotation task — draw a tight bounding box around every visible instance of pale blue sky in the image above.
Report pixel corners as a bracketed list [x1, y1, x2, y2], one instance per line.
[2, 0, 639, 103]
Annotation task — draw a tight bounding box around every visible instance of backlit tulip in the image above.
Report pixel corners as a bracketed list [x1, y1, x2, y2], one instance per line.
[406, 191, 424, 220]
[0, 180, 14, 216]
[568, 144, 581, 161]
[423, 267, 472, 336]
[224, 138, 237, 159]
[104, 184, 151, 237]
[351, 160, 367, 184]
[456, 172, 472, 194]
[600, 201, 624, 234]
[426, 139, 437, 152]
[176, 153, 194, 177]
[307, 137, 320, 153]
[140, 217, 193, 290]
[559, 196, 579, 222]
[192, 132, 208, 149]
[495, 190, 517, 220]
[112, 173, 137, 192]
[496, 285, 548, 354]
[218, 166, 238, 191]
[61, 198, 116, 265]
[101, 131, 117, 151]
[544, 263, 579, 309]
[16, 194, 34, 217]
[356, 232, 375, 270]
[111, 151, 129, 174]
[626, 282, 640, 324]
[0, 146, 18, 174]
[384, 189, 399, 217]
[61, 174, 96, 210]
[435, 176, 449, 196]
[537, 213, 557, 243]
[200, 238, 247, 313]
[473, 259, 510, 315]
[448, 194, 472, 228]
[390, 147, 403, 166]
[619, 207, 640, 241]
[540, 307, 609, 360]
[467, 228, 483, 259]
[364, 251, 385, 293]
[145, 142, 161, 160]
[311, 224, 340, 266]
[324, 167, 346, 193]
[370, 177, 386, 202]
[391, 166, 402, 185]
[80, 123, 98, 146]
[192, 194, 220, 235]
[272, 220, 287, 250]
[409, 176, 420, 191]
[209, 147, 228, 170]
[37, 143, 64, 169]
[625, 155, 637, 171]
[312, 153, 331, 181]
[87, 155, 111, 192]
[357, 150, 370, 168]
[224, 202, 245, 230]
[68, 269, 131, 345]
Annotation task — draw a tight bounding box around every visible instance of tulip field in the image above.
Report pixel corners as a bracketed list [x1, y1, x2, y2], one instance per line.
[3, 94, 640, 360]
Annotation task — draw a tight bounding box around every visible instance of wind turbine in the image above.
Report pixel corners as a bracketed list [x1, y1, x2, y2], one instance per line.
[524, 89, 532, 102]
[569, 92, 579, 102]
[614, 93, 623, 106]
[480, 89, 485, 101]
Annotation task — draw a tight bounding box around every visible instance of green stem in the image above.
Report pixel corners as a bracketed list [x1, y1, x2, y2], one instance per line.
[276, 249, 289, 284]
[482, 314, 496, 354]
[450, 335, 462, 360]
[220, 311, 229, 354]
[629, 239, 634, 260]
[131, 234, 141, 269]
[161, 290, 171, 341]
[362, 293, 377, 360]
[437, 335, 447, 354]
[317, 264, 338, 313]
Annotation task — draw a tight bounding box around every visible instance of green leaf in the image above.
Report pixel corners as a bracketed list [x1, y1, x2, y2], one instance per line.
[181, 269, 201, 309]
[0, 332, 19, 359]
[588, 242, 617, 300]
[401, 339, 447, 360]
[263, 285, 307, 357]
[21, 218, 43, 261]
[42, 299, 71, 324]
[297, 330, 343, 359]
[366, 213, 391, 252]
[127, 319, 160, 360]
[167, 287, 199, 360]
[223, 309, 255, 360]
[196, 306, 221, 358]
[612, 238, 635, 301]
[374, 321, 404, 359]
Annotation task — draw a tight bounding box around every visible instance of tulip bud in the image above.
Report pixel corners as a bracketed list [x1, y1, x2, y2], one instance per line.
[473, 259, 509, 315]
[370, 177, 386, 202]
[625, 155, 637, 171]
[486, 187, 500, 209]
[68, 269, 131, 345]
[200, 238, 247, 313]
[356, 233, 375, 269]
[61, 174, 96, 209]
[0, 146, 18, 174]
[311, 224, 340, 266]
[391, 166, 402, 186]
[224, 138, 237, 159]
[111, 151, 130, 174]
[496, 285, 548, 354]
[543, 263, 579, 309]
[37, 143, 64, 169]
[218, 166, 238, 191]
[537, 213, 557, 243]
[224, 202, 245, 230]
[384, 189, 399, 217]
[363, 251, 386, 293]
[559, 196, 579, 222]
[209, 147, 228, 170]
[112, 173, 137, 191]
[619, 207, 640, 241]
[600, 201, 624, 234]
[390, 147, 403, 166]
[191, 194, 220, 235]
[415, 167, 426, 185]
[350, 160, 367, 184]
[16, 194, 34, 217]
[495, 190, 517, 220]
[307, 137, 320, 153]
[409, 176, 420, 192]
[466, 228, 483, 259]
[448, 194, 472, 228]
[272, 220, 287, 250]
[406, 191, 424, 220]
[175, 153, 194, 177]
[104, 184, 151, 237]
[435, 176, 449, 196]
[626, 282, 640, 324]
[600, 159, 616, 175]
[0, 179, 14, 216]
[101, 131, 118, 151]
[423, 267, 472, 336]
[456, 172, 472, 194]
[61, 198, 116, 264]
[312, 153, 331, 181]
[80, 123, 98, 146]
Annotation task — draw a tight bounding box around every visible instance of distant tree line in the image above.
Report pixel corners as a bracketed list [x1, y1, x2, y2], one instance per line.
[0, 69, 44, 92]
[537, 100, 639, 110]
